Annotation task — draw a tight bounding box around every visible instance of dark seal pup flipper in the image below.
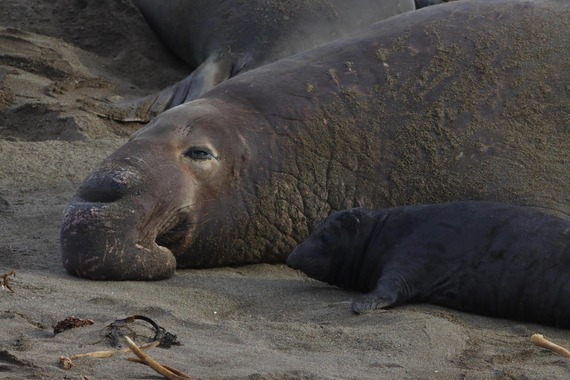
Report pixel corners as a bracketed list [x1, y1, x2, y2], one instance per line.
[351, 288, 401, 314]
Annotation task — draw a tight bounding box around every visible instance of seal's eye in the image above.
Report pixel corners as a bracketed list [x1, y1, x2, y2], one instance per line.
[184, 147, 216, 161]
[320, 234, 329, 244]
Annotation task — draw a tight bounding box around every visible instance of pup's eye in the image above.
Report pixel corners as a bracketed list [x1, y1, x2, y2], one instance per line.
[320, 234, 329, 244]
[184, 147, 215, 160]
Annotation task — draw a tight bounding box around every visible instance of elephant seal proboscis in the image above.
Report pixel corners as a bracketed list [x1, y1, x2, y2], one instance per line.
[287, 201, 570, 327]
[108, 0, 415, 122]
[61, 0, 570, 280]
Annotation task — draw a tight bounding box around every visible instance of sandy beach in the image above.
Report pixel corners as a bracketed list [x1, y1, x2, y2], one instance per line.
[1, 1, 569, 379]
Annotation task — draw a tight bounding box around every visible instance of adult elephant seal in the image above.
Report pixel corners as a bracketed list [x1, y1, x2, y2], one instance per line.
[61, 0, 570, 280]
[287, 201, 570, 327]
[110, 0, 415, 122]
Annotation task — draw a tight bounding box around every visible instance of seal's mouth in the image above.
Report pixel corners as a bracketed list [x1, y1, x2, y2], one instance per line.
[61, 200, 181, 280]
[155, 214, 195, 256]
[66, 199, 197, 257]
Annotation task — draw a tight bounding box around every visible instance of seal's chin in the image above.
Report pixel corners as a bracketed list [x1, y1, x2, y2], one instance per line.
[60, 201, 178, 281]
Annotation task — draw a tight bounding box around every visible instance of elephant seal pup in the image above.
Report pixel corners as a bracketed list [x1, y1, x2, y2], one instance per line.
[287, 201, 570, 327]
[61, 0, 570, 280]
[111, 0, 415, 122]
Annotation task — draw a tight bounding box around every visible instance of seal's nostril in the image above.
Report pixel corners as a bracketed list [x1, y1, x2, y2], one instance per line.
[78, 185, 123, 203]
[77, 168, 140, 203]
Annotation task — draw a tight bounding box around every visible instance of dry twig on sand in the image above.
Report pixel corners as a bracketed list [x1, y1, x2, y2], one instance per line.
[124, 336, 194, 380]
[59, 315, 185, 377]
[531, 334, 570, 358]
[59, 341, 160, 369]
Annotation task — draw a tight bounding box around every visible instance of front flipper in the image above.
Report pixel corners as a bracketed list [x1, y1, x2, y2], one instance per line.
[95, 55, 232, 123]
[352, 291, 397, 314]
[351, 273, 415, 314]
